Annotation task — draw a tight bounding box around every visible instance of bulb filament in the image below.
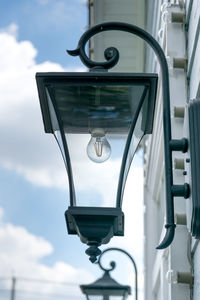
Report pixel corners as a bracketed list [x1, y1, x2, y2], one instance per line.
[86, 129, 111, 163]
[94, 138, 103, 157]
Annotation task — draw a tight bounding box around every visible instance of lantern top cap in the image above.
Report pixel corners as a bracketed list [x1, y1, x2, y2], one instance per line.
[80, 270, 131, 295]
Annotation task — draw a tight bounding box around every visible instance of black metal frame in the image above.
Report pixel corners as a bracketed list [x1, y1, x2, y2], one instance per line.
[67, 21, 190, 249]
[117, 85, 148, 208]
[36, 71, 158, 263]
[65, 206, 124, 263]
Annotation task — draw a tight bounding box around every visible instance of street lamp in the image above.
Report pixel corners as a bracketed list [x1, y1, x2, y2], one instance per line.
[80, 247, 137, 300]
[36, 22, 190, 262]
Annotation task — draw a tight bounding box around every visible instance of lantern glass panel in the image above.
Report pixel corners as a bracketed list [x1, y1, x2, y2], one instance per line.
[48, 84, 145, 207]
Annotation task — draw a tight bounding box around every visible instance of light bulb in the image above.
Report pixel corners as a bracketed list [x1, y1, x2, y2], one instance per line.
[87, 129, 111, 163]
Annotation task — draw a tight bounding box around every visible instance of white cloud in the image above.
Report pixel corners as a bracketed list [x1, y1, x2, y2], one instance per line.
[0, 208, 94, 298]
[0, 23, 18, 38]
[0, 25, 84, 190]
[0, 207, 4, 220]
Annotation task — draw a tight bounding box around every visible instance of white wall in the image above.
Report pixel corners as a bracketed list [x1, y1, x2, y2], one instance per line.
[88, 0, 145, 72]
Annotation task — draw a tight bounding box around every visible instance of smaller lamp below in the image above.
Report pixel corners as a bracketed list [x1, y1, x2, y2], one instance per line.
[80, 270, 131, 300]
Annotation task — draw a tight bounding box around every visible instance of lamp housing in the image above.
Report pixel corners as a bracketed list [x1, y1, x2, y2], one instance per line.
[36, 71, 157, 261]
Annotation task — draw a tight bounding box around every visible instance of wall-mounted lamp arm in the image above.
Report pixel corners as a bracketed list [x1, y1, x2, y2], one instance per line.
[67, 22, 189, 249]
[97, 247, 138, 300]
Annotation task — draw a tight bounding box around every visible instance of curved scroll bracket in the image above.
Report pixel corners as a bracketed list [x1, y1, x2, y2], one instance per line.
[67, 43, 119, 70]
[66, 21, 190, 250]
[98, 258, 116, 273]
[97, 247, 138, 300]
[67, 48, 80, 57]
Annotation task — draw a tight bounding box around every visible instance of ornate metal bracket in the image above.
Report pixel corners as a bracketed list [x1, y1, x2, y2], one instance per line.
[67, 22, 190, 250]
[97, 247, 138, 300]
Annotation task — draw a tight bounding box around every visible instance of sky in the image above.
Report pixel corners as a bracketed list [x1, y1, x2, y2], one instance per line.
[0, 1, 144, 299]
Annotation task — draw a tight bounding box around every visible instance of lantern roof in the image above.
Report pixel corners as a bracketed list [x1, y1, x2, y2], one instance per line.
[36, 71, 158, 136]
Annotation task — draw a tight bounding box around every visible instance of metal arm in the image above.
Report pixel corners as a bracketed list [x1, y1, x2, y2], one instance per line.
[97, 247, 138, 300]
[67, 21, 189, 249]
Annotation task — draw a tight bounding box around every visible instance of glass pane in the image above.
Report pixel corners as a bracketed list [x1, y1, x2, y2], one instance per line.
[53, 84, 144, 134]
[66, 133, 126, 206]
[48, 82, 148, 207]
[118, 88, 149, 205]
[46, 88, 67, 164]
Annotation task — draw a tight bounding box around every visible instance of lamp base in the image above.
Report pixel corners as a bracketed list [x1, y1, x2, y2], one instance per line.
[65, 207, 124, 262]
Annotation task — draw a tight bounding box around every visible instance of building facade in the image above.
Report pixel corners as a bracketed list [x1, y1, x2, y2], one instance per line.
[144, 0, 200, 299]
[88, 0, 145, 72]
[89, 0, 200, 299]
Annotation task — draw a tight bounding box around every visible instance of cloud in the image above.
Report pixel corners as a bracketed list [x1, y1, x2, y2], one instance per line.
[0, 23, 19, 38]
[0, 25, 85, 190]
[0, 208, 94, 298]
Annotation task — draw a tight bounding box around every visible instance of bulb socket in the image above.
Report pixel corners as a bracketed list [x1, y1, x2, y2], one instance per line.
[91, 128, 105, 137]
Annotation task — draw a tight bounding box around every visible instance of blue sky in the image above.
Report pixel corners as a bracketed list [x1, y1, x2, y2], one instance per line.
[0, 1, 144, 299]
[0, 0, 87, 67]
